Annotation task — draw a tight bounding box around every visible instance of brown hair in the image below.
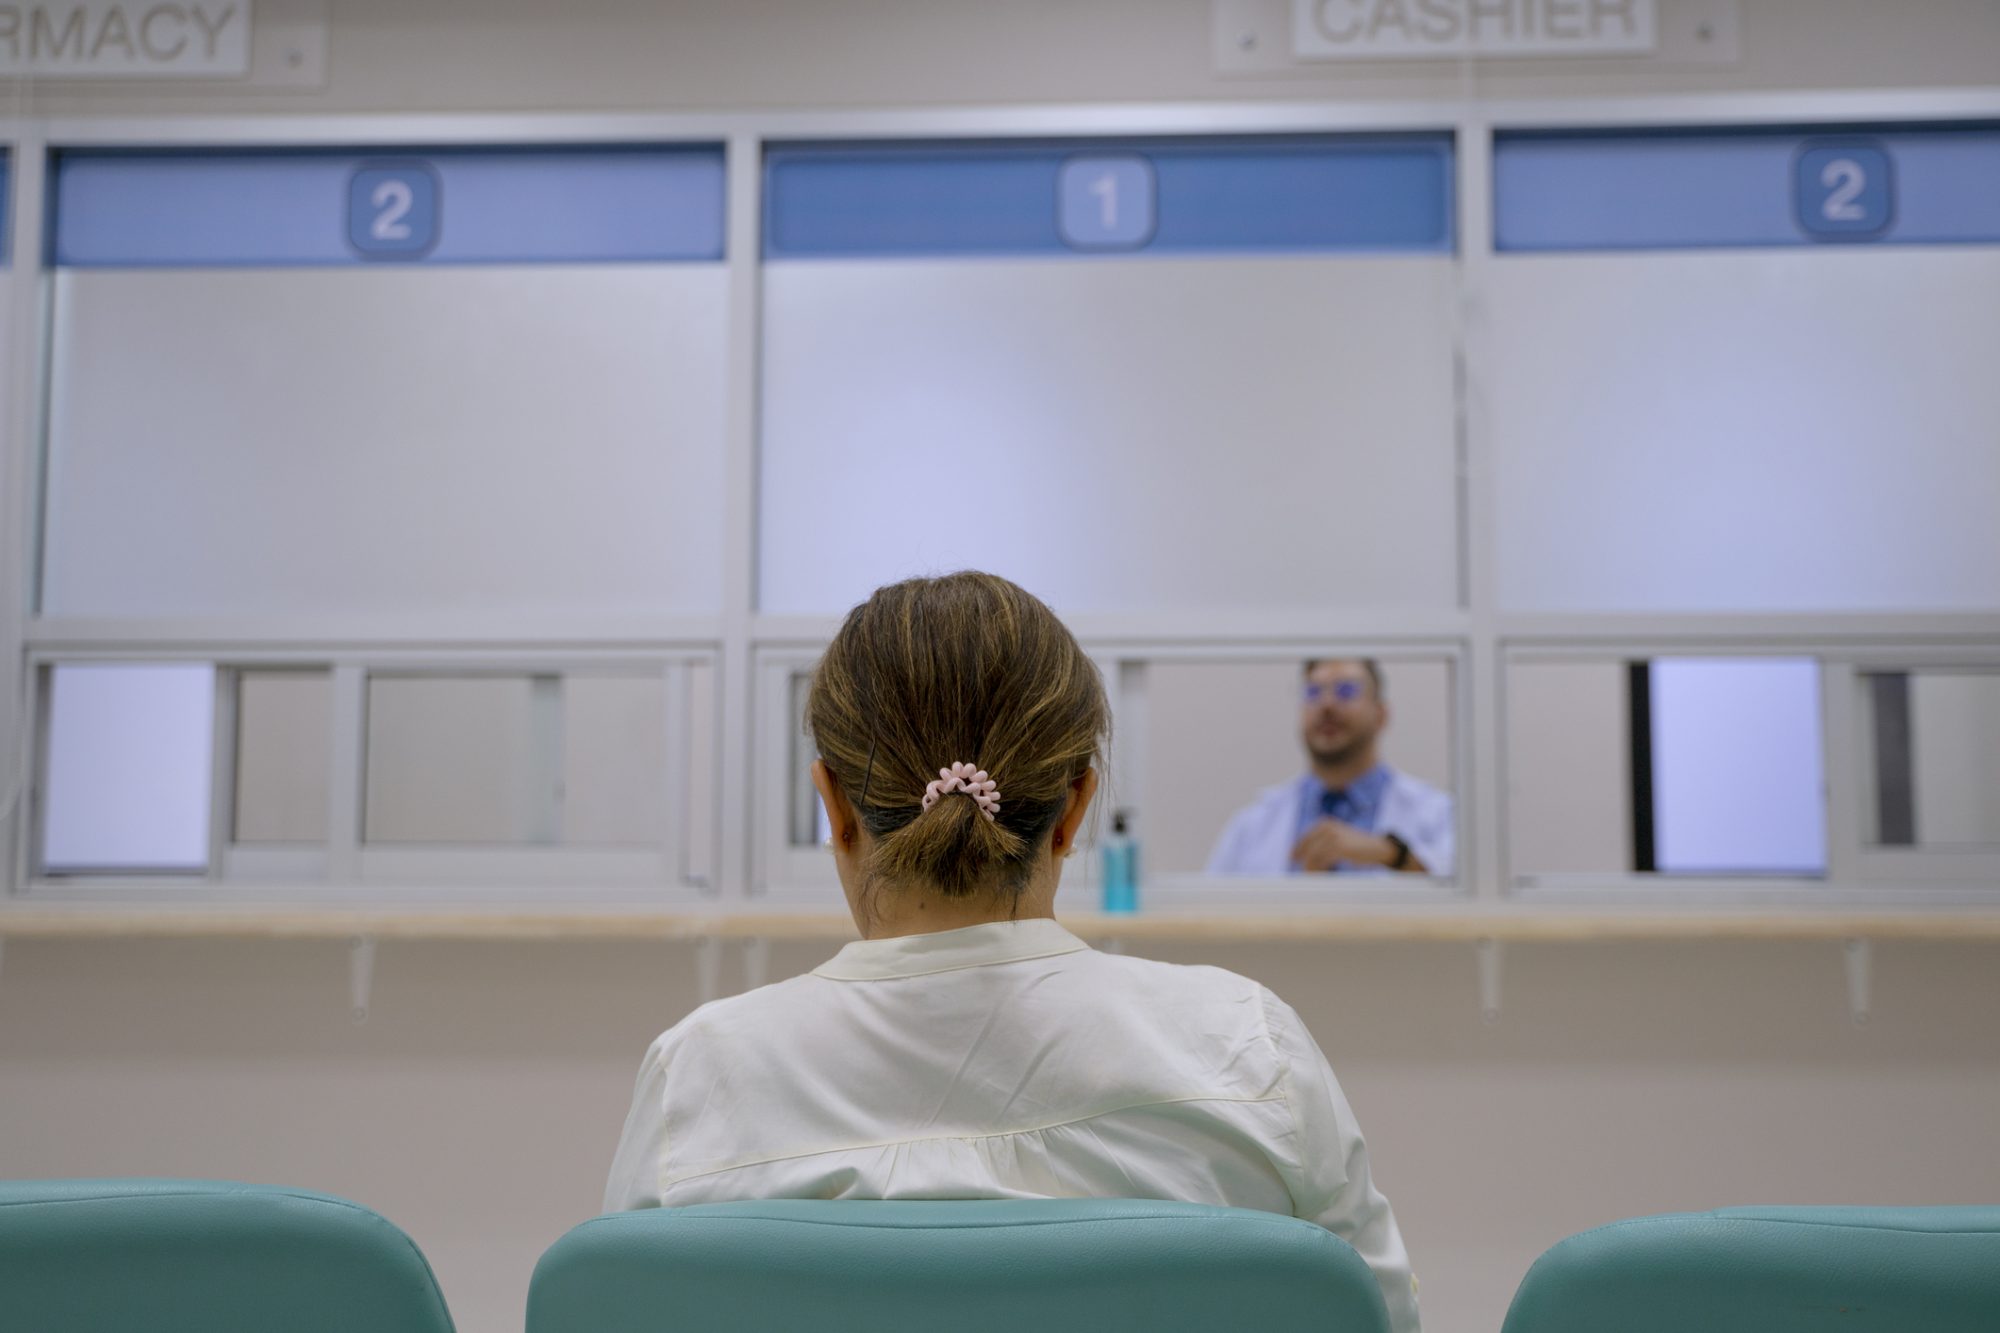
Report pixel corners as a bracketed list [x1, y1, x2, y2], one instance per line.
[805, 571, 1108, 900]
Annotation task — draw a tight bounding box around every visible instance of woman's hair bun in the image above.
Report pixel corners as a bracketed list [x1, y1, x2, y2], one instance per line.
[805, 571, 1107, 900]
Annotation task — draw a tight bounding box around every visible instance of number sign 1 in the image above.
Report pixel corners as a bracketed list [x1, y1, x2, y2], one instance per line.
[1795, 142, 1892, 239]
[1057, 154, 1156, 250]
[348, 162, 441, 258]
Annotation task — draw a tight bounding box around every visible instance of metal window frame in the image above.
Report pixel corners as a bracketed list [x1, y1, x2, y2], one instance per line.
[17, 645, 719, 905]
[1, 86, 1996, 912]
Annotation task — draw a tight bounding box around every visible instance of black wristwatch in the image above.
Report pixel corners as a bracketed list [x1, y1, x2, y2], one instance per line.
[1384, 833, 1412, 871]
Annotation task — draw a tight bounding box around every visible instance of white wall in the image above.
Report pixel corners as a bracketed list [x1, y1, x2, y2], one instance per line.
[4, 934, 1997, 1333]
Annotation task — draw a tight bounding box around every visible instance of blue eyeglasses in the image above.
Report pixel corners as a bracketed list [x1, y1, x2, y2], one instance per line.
[1303, 679, 1367, 705]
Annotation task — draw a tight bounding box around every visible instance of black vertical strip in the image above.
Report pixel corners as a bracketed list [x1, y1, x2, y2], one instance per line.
[1870, 672, 1916, 846]
[1628, 660, 1656, 873]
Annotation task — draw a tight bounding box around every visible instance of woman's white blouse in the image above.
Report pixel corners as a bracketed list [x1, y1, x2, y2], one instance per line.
[605, 918, 1420, 1333]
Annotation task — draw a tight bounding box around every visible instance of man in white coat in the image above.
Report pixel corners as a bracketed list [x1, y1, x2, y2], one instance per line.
[1206, 658, 1454, 877]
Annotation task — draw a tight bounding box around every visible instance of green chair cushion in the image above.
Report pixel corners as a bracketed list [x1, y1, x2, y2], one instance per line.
[1502, 1205, 2000, 1333]
[0, 1178, 455, 1333]
[531, 1198, 1390, 1333]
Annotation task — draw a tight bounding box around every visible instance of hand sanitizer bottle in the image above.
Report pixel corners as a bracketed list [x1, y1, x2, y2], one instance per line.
[1101, 810, 1139, 915]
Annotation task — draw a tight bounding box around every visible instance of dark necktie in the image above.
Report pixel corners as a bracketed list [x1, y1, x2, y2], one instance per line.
[1320, 787, 1356, 825]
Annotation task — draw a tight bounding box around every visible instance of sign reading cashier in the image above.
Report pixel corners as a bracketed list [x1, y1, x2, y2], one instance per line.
[1293, 0, 1657, 59]
[0, 2, 250, 78]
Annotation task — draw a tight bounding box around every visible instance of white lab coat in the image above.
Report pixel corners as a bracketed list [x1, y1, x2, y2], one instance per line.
[1205, 770, 1456, 877]
[605, 919, 1421, 1333]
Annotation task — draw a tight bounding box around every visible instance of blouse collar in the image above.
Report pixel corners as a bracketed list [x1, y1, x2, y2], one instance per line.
[813, 918, 1090, 981]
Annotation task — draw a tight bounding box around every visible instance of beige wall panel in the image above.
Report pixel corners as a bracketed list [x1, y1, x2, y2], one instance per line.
[4, 937, 1997, 1333]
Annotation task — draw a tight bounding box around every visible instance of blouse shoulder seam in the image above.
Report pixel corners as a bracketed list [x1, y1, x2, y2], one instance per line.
[661, 1090, 1289, 1189]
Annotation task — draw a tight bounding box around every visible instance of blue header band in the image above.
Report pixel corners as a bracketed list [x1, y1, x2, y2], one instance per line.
[1494, 123, 2000, 252]
[52, 145, 727, 267]
[764, 135, 1455, 259]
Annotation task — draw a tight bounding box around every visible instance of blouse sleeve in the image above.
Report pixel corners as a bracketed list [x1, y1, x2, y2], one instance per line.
[1263, 991, 1422, 1333]
[601, 1036, 671, 1213]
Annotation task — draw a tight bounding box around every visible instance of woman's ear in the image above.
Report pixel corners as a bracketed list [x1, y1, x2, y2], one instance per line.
[1052, 767, 1099, 854]
[811, 760, 858, 847]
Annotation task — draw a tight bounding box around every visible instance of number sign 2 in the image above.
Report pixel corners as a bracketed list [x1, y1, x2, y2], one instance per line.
[1795, 141, 1892, 240]
[1057, 154, 1156, 251]
[348, 162, 441, 258]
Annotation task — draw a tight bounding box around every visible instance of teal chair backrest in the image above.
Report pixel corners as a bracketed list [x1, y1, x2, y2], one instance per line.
[1503, 1206, 2000, 1333]
[530, 1199, 1391, 1333]
[0, 1178, 456, 1333]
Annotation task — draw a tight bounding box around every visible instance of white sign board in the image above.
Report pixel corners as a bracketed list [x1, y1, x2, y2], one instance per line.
[1293, 0, 1657, 60]
[0, 2, 251, 78]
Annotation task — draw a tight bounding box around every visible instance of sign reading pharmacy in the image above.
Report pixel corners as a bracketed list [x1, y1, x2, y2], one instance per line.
[1293, 0, 1657, 60]
[0, 2, 250, 78]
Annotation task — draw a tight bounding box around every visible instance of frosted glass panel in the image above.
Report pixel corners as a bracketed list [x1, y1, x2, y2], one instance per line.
[1145, 657, 1454, 876]
[234, 670, 331, 844]
[760, 257, 1460, 614]
[42, 663, 215, 873]
[1651, 658, 1826, 875]
[43, 267, 727, 617]
[1909, 673, 2000, 847]
[1491, 251, 2000, 611]
[1862, 670, 2000, 848]
[1505, 661, 1631, 878]
[366, 676, 540, 845]
[364, 673, 670, 847]
[562, 675, 668, 847]
[786, 670, 822, 849]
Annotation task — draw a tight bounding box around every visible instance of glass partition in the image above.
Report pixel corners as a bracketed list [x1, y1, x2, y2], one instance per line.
[233, 669, 333, 845]
[41, 146, 729, 621]
[39, 663, 216, 876]
[1858, 669, 2000, 850]
[1140, 656, 1457, 884]
[762, 648, 1462, 901]
[757, 135, 1462, 618]
[364, 672, 670, 848]
[1489, 125, 2000, 614]
[1508, 655, 1830, 886]
[29, 655, 716, 893]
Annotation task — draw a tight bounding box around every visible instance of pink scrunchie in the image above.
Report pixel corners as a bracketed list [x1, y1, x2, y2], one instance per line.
[921, 762, 1001, 822]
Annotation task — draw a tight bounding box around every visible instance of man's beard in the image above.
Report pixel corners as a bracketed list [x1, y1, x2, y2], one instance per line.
[1307, 736, 1370, 770]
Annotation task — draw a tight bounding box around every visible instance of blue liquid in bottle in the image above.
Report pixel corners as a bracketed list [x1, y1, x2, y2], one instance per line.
[1101, 810, 1139, 915]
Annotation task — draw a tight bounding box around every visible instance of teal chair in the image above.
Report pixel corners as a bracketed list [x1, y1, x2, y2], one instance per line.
[1502, 1206, 2000, 1333]
[0, 1178, 456, 1332]
[530, 1199, 1391, 1333]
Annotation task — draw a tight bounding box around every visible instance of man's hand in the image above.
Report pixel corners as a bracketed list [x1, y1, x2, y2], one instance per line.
[1292, 817, 1393, 873]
